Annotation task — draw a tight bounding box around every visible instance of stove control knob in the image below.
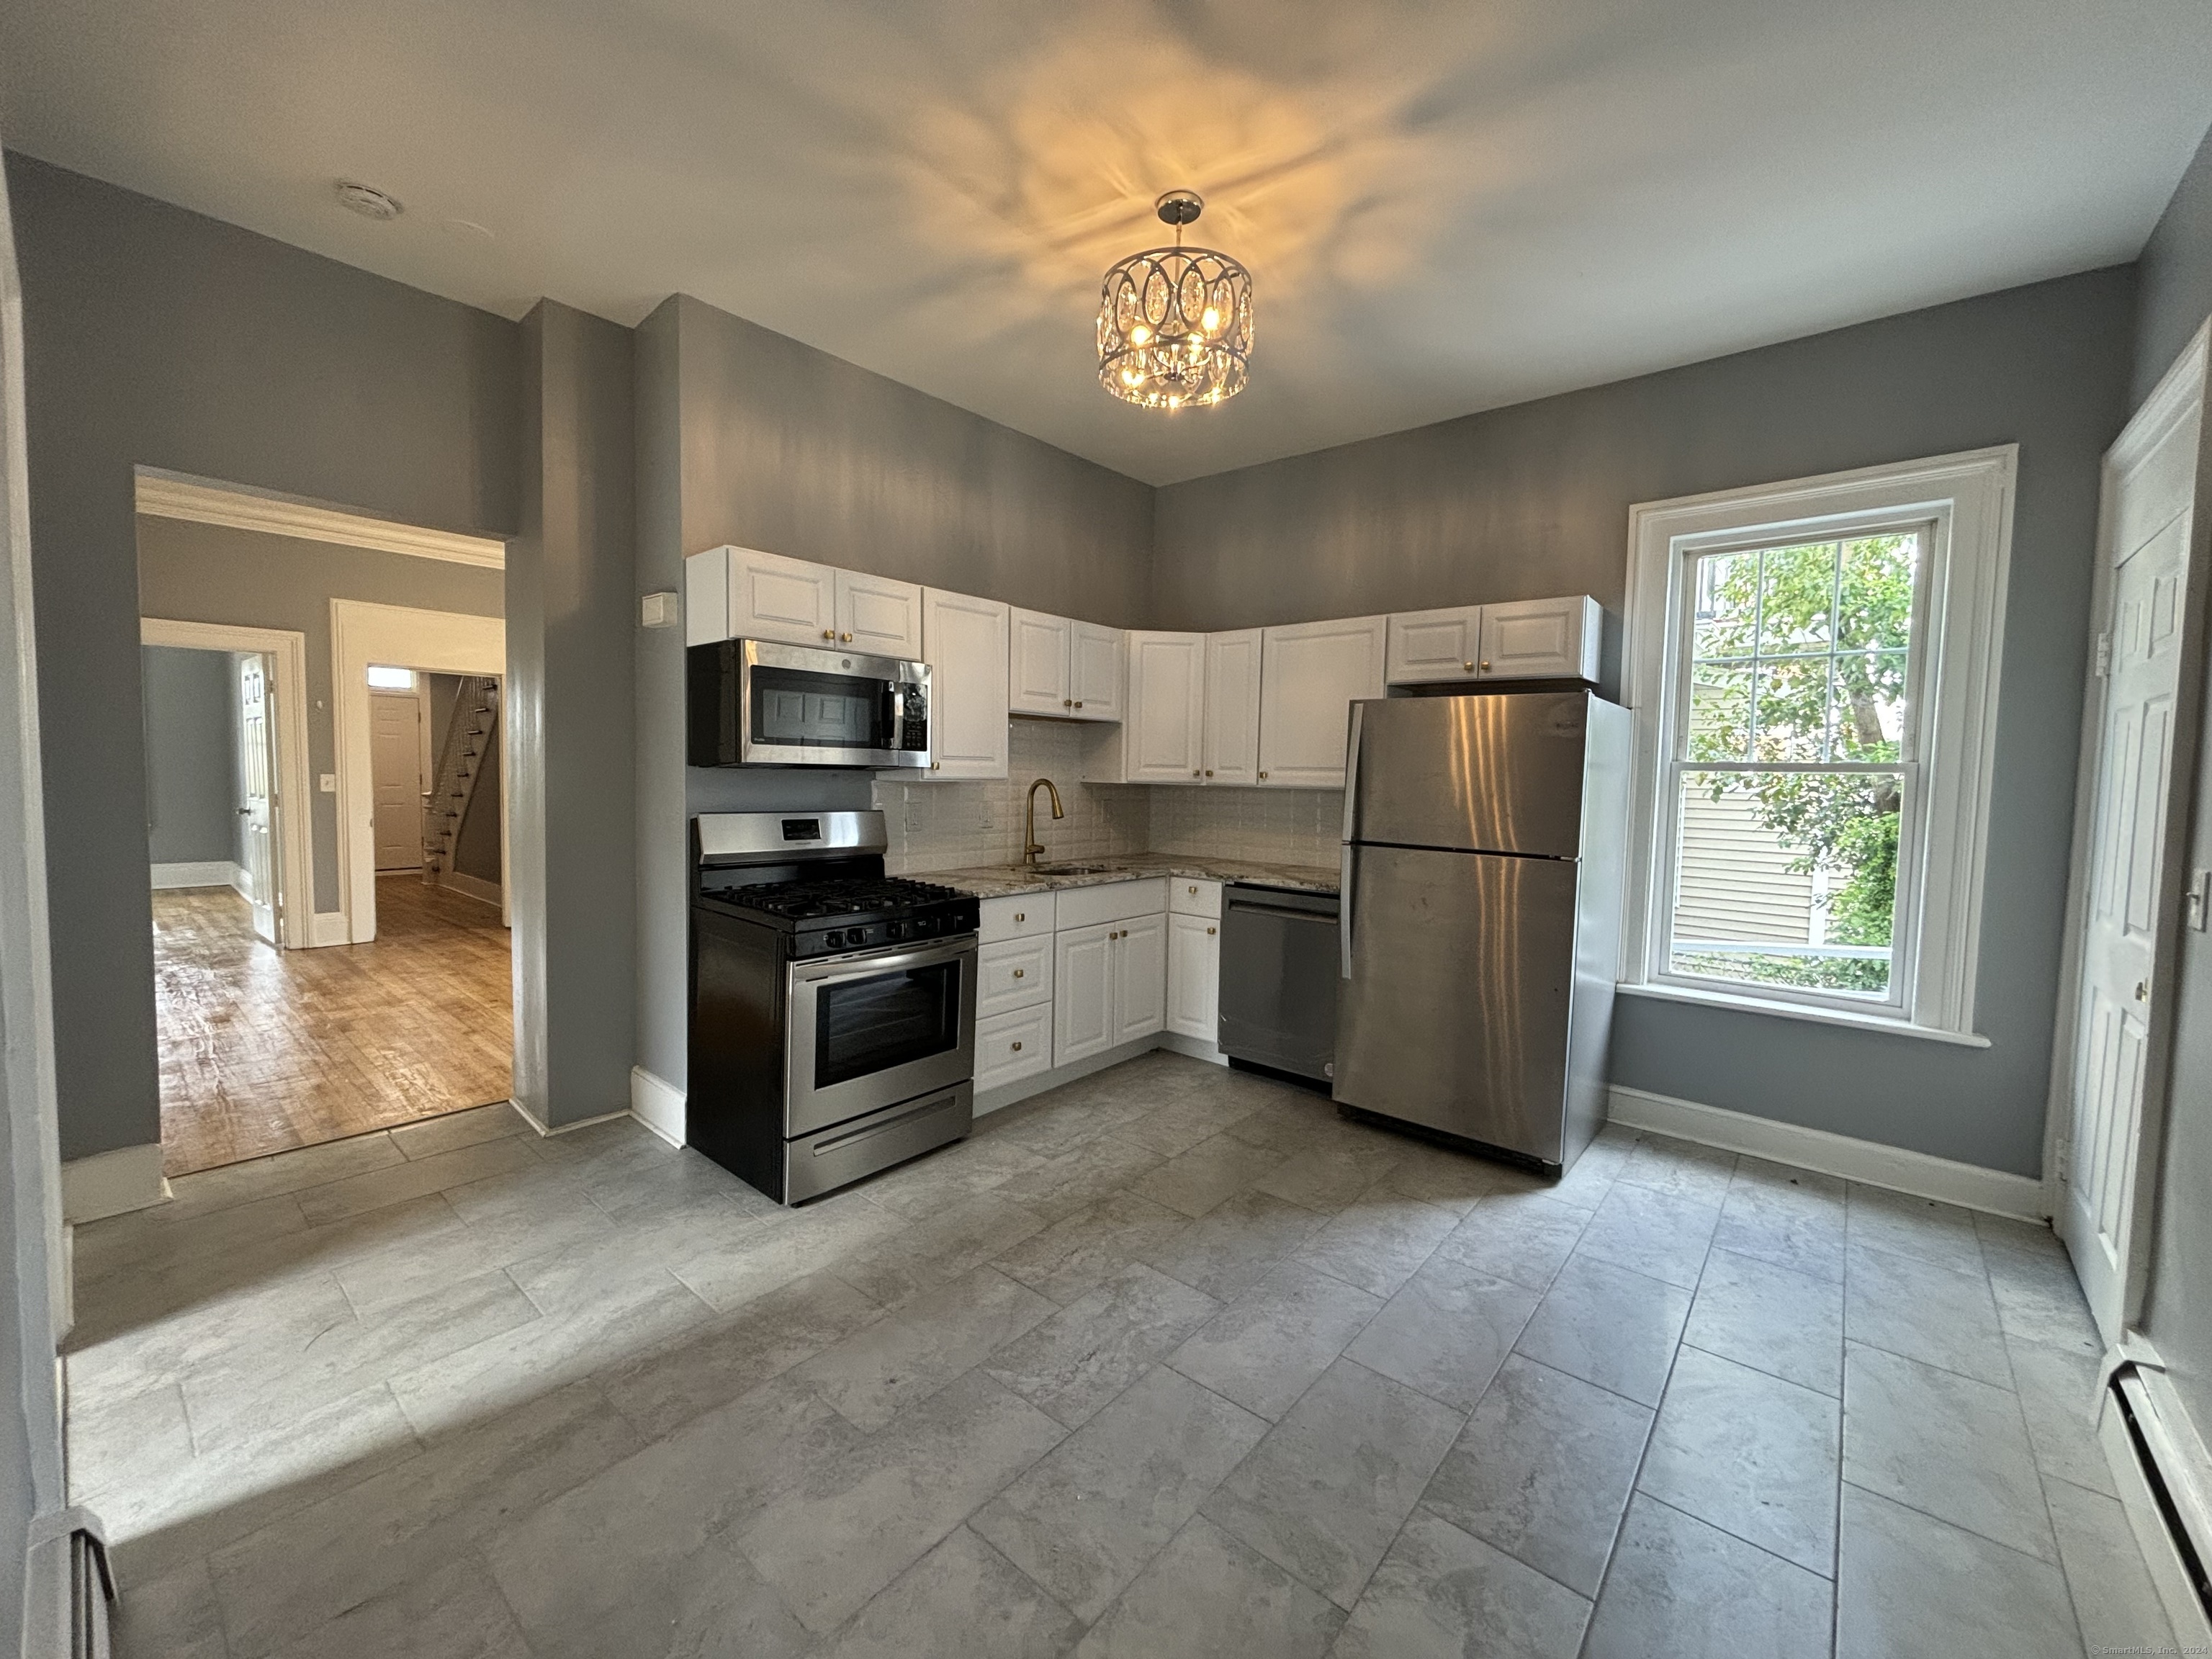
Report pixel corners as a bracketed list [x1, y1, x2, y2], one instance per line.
[886, 921, 905, 941]
[824, 931, 844, 949]
[849, 927, 868, 946]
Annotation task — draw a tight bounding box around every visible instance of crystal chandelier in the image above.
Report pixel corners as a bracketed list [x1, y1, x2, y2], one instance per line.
[1097, 190, 1253, 410]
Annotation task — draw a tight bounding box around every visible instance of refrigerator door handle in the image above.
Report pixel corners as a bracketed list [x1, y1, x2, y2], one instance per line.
[1341, 703, 1364, 844]
[1339, 843, 1355, 980]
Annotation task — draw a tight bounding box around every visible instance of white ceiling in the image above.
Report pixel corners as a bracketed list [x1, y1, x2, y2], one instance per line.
[4, 2, 2209, 485]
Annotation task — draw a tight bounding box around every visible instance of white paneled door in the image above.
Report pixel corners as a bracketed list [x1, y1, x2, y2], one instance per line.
[236, 653, 279, 945]
[2060, 326, 2212, 1341]
[369, 688, 426, 873]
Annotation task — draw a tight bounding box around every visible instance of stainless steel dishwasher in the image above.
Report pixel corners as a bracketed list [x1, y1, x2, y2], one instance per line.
[1218, 884, 1341, 1083]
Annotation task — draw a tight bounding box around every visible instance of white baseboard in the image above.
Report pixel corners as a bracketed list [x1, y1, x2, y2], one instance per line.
[630, 1067, 685, 1148]
[1606, 1084, 2046, 1220]
[508, 1096, 630, 1138]
[60, 1143, 171, 1224]
[150, 860, 239, 890]
[2101, 1365, 2212, 1650]
[310, 911, 350, 947]
[441, 871, 505, 910]
[231, 864, 255, 900]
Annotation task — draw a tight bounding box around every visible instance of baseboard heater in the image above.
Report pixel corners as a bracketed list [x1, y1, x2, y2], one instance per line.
[23, 1506, 114, 1658]
[2102, 1343, 2212, 1647]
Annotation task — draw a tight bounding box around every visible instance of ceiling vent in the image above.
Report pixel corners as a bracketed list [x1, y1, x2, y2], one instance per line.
[333, 181, 403, 221]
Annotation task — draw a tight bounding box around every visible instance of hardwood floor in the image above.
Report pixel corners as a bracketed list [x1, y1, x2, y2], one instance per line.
[153, 876, 514, 1175]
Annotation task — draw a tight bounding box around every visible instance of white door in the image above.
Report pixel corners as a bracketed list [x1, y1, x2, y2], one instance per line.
[1165, 912, 1220, 1040]
[2060, 336, 2211, 1340]
[835, 570, 925, 658]
[1386, 605, 1484, 685]
[1070, 622, 1125, 721]
[1257, 616, 1388, 787]
[1114, 913, 1168, 1045]
[1009, 609, 1072, 716]
[1124, 632, 1206, 783]
[1054, 922, 1116, 1065]
[236, 654, 279, 945]
[1202, 629, 1263, 784]
[733, 547, 838, 646]
[1478, 595, 1600, 681]
[369, 688, 424, 872]
[921, 588, 1010, 780]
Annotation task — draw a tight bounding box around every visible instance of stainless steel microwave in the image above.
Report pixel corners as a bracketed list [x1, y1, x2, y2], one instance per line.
[688, 639, 932, 769]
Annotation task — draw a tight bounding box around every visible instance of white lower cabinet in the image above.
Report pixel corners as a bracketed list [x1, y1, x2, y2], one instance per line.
[1053, 922, 1118, 1066]
[1164, 912, 1220, 1042]
[1046, 882, 1169, 1069]
[1112, 912, 1167, 1047]
[977, 935, 1052, 1018]
[976, 1004, 1052, 1092]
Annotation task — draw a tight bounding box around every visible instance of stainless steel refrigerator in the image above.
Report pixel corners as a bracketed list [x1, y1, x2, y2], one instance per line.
[1333, 690, 1629, 1172]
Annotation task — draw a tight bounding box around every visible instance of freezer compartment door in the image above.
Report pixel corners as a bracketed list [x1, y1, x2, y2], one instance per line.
[1333, 843, 1578, 1161]
[1345, 691, 1592, 857]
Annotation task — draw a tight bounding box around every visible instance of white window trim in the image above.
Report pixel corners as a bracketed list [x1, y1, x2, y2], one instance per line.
[1619, 446, 2015, 1043]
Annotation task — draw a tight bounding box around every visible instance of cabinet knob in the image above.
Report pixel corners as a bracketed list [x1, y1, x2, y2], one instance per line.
[1204, 769, 1214, 778]
[1192, 770, 1202, 778]
[930, 760, 941, 770]
[1462, 661, 1475, 672]
[1187, 885, 1197, 894]
[1074, 701, 1083, 709]
[1011, 1040, 1022, 1052]
[822, 629, 835, 640]
[1013, 912, 1025, 922]
[1206, 925, 1216, 935]
[1012, 968, 1025, 979]
[1258, 770, 1269, 780]
[841, 631, 853, 642]
[1064, 698, 1073, 707]
[1480, 660, 1491, 671]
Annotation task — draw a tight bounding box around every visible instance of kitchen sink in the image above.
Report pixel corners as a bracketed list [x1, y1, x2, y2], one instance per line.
[1027, 862, 1119, 876]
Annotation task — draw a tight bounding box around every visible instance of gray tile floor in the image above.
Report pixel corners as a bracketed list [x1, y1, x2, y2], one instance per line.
[68, 1052, 2174, 1658]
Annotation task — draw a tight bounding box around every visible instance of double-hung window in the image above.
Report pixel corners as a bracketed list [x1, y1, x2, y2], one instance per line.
[1620, 449, 2015, 1043]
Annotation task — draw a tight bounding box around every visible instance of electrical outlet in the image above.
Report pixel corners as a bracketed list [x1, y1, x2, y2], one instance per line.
[2188, 868, 2212, 932]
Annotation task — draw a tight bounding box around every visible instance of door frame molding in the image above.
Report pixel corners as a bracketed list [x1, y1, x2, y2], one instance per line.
[331, 599, 505, 943]
[2046, 318, 2212, 1329]
[139, 616, 313, 949]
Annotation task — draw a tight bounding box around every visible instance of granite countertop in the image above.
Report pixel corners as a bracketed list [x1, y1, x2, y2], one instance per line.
[919, 853, 1340, 899]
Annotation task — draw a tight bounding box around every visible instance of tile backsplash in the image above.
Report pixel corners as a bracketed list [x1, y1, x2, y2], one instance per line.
[878, 717, 1343, 875]
[1148, 784, 1343, 868]
[877, 719, 1148, 874]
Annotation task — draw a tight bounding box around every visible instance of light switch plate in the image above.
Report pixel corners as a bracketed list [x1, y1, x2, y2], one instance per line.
[319, 773, 338, 793]
[640, 590, 680, 629]
[2188, 869, 2211, 932]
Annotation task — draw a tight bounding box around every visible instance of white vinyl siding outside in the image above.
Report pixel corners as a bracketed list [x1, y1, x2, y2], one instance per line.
[1675, 786, 1817, 946]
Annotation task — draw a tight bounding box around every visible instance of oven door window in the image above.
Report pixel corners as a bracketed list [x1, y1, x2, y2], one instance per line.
[750, 667, 890, 752]
[814, 960, 962, 1087]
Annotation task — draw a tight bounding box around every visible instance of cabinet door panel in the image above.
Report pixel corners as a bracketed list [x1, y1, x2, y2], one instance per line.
[921, 590, 1010, 780]
[1071, 622, 1125, 722]
[976, 1004, 1053, 1092]
[1123, 632, 1207, 783]
[1257, 616, 1388, 787]
[1478, 595, 1600, 681]
[733, 547, 837, 646]
[1009, 609, 1072, 716]
[1202, 629, 1263, 785]
[835, 570, 925, 659]
[1054, 923, 1116, 1065]
[1386, 606, 1483, 685]
[978, 936, 1053, 1017]
[1113, 912, 1167, 1046]
[1166, 912, 1220, 1041]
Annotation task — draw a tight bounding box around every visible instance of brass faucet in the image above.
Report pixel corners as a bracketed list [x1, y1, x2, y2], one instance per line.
[1024, 778, 1066, 867]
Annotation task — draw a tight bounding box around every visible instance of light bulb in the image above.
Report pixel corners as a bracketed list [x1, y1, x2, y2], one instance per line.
[1201, 308, 1219, 332]
[1130, 325, 1150, 345]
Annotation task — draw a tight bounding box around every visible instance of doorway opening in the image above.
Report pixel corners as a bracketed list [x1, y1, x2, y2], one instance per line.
[137, 487, 514, 1177]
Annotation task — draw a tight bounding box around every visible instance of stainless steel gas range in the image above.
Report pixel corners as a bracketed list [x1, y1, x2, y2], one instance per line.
[686, 810, 980, 1204]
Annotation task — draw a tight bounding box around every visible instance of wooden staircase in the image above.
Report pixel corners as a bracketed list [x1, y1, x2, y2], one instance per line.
[421, 675, 499, 885]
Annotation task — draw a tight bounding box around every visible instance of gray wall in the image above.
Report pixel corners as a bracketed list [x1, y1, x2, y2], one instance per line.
[136, 516, 505, 914]
[632, 295, 1158, 1087]
[508, 300, 636, 1127]
[2136, 120, 2212, 1452]
[8, 153, 520, 1161]
[140, 644, 238, 866]
[1156, 269, 2139, 1177]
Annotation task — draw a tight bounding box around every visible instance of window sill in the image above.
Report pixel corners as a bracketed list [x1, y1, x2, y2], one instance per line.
[1615, 980, 1992, 1048]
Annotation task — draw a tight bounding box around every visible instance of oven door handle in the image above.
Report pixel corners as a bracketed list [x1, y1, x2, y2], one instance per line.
[788, 935, 976, 988]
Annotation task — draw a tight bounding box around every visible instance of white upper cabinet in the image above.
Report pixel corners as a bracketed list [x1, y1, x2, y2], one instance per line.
[1008, 609, 1071, 716]
[1202, 629, 1263, 786]
[920, 588, 1010, 780]
[1386, 605, 1484, 685]
[1478, 595, 1601, 682]
[1257, 616, 1388, 787]
[1069, 622, 1125, 723]
[685, 545, 836, 648]
[1119, 632, 1207, 783]
[835, 570, 925, 660]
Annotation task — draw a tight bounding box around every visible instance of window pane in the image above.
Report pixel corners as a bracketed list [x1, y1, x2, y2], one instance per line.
[1686, 658, 1753, 761]
[1670, 770, 1900, 997]
[1693, 549, 1761, 660]
[1752, 656, 1830, 762]
[1832, 651, 1908, 761]
[366, 665, 414, 690]
[1757, 541, 1839, 655]
[1838, 533, 1917, 652]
